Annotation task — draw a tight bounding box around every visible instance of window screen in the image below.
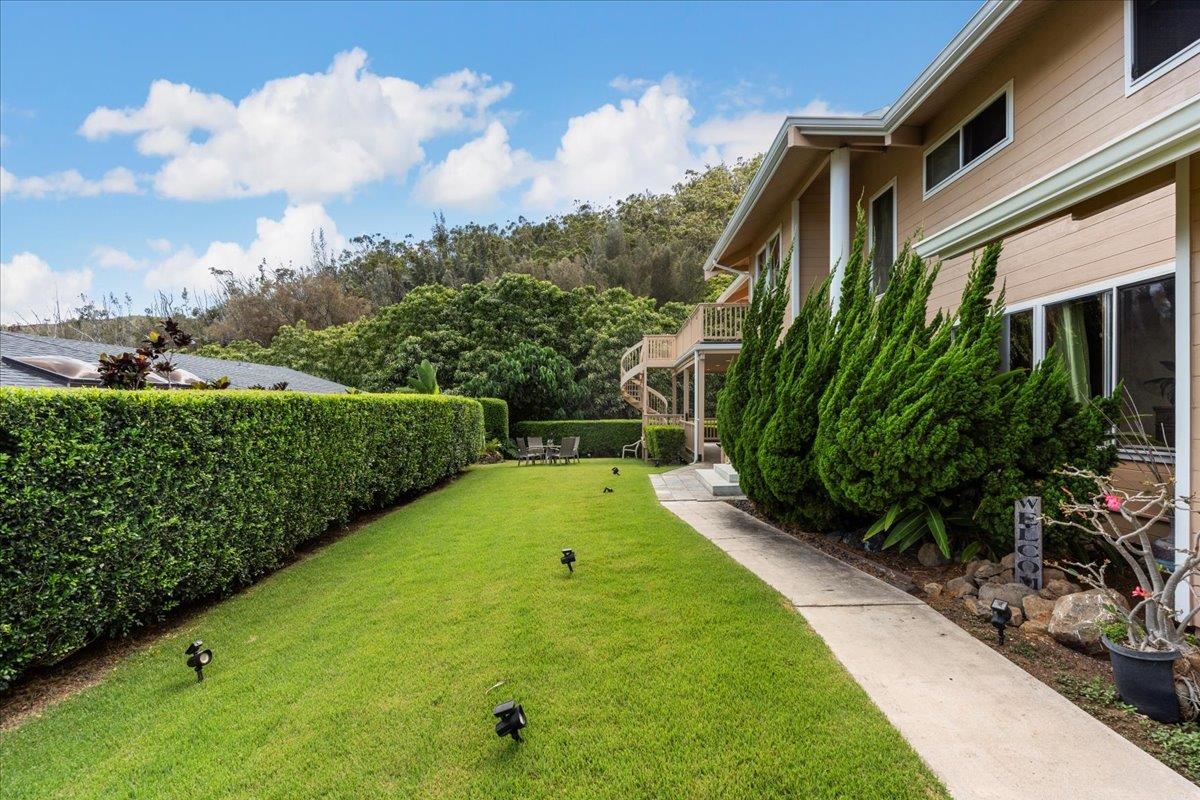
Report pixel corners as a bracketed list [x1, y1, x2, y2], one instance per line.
[1118, 276, 1175, 445]
[1131, 0, 1200, 80]
[925, 132, 960, 191]
[962, 94, 1007, 164]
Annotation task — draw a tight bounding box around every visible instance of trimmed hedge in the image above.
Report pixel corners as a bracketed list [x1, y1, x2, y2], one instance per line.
[645, 424, 686, 464]
[514, 419, 641, 457]
[475, 397, 510, 443]
[0, 388, 484, 685]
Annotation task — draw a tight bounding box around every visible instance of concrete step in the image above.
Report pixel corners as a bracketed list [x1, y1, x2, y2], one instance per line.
[696, 468, 744, 497]
[713, 463, 739, 483]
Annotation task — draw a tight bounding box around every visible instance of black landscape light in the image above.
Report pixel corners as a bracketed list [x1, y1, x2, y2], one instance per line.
[612, 467, 620, 476]
[561, 548, 576, 573]
[184, 640, 213, 681]
[989, 599, 1012, 646]
[602, 487, 613, 493]
[493, 700, 527, 742]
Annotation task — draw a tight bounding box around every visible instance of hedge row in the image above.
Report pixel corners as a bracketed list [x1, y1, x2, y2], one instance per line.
[475, 397, 510, 443]
[513, 419, 641, 457]
[646, 424, 686, 464]
[0, 388, 484, 685]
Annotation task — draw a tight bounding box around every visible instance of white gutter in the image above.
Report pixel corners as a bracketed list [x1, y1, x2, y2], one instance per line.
[702, 0, 1020, 274]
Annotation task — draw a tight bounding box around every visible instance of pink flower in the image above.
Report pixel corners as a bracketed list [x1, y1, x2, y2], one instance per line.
[1132, 586, 1148, 599]
[1104, 494, 1122, 512]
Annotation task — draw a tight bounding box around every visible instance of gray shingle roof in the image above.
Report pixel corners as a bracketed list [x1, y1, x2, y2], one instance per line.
[0, 331, 348, 394]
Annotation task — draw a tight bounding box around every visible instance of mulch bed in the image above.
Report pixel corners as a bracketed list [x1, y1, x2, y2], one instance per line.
[729, 499, 1200, 783]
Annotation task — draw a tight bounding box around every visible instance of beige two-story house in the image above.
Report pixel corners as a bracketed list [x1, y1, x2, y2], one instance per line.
[620, 0, 1199, 599]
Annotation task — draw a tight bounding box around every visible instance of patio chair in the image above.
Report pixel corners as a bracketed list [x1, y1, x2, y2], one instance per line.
[514, 438, 536, 465]
[525, 436, 545, 464]
[621, 438, 642, 459]
[552, 436, 580, 464]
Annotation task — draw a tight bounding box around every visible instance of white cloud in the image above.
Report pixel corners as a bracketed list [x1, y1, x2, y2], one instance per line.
[0, 165, 141, 199]
[692, 100, 845, 164]
[608, 75, 654, 94]
[147, 237, 172, 253]
[415, 121, 531, 209]
[143, 203, 346, 293]
[524, 82, 700, 207]
[0, 252, 93, 325]
[81, 49, 512, 202]
[90, 245, 143, 271]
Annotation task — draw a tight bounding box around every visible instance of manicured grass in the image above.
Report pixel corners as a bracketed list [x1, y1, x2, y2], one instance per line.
[0, 460, 945, 799]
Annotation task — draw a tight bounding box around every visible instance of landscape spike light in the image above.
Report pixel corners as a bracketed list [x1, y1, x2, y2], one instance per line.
[603, 487, 613, 493]
[989, 599, 1012, 646]
[561, 548, 576, 573]
[611, 467, 620, 476]
[184, 640, 213, 681]
[493, 700, 527, 742]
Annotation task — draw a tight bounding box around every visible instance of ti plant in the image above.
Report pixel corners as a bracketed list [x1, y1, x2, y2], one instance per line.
[98, 317, 197, 389]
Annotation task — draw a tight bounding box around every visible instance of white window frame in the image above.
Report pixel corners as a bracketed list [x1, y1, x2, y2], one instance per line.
[1124, 0, 1200, 97]
[755, 228, 783, 288]
[868, 178, 898, 296]
[1004, 261, 1177, 460]
[922, 81, 1014, 200]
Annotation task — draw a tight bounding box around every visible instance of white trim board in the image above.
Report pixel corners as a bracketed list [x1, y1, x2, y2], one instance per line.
[915, 96, 1200, 260]
[922, 80, 1014, 200]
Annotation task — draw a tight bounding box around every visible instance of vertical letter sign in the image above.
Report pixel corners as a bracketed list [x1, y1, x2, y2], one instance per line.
[1014, 496, 1043, 590]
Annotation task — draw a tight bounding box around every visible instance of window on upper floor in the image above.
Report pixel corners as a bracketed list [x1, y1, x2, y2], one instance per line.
[756, 232, 781, 288]
[1128, 0, 1200, 91]
[869, 183, 895, 293]
[924, 85, 1012, 196]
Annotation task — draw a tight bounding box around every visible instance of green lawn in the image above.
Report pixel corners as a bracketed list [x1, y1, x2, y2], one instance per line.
[0, 460, 944, 799]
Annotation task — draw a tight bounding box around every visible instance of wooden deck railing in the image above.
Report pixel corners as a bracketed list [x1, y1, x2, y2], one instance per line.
[622, 302, 748, 378]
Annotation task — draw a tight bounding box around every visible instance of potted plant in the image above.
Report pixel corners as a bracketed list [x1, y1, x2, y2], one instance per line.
[1048, 465, 1198, 723]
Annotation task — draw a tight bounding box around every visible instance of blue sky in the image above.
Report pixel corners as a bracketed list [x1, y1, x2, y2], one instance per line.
[0, 0, 979, 324]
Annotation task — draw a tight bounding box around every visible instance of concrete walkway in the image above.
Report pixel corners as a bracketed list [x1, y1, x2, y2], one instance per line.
[661, 498, 1199, 800]
[648, 463, 744, 502]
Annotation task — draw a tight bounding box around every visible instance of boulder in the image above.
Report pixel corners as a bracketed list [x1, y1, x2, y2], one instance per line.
[1022, 595, 1057, 625]
[1022, 618, 1050, 637]
[1047, 589, 1129, 654]
[1039, 578, 1082, 599]
[979, 582, 1037, 609]
[918, 542, 950, 567]
[945, 576, 978, 599]
[923, 582, 943, 599]
[985, 569, 1015, 585]
[1000, 553, 1016, 570]
[1009, 607, 1026, 627]
[975, 562, 1002, 581]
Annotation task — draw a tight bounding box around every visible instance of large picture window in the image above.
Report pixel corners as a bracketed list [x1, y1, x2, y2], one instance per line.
[1009, 271, 1176, 452]
[924, 85, 1012, 195]
[1128, 0, 1200, 87]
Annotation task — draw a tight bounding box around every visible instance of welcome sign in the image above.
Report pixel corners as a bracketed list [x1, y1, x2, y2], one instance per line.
[1014, 496, 1043, 590]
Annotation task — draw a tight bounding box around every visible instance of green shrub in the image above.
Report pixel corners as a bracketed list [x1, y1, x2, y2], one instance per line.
[474, 397, 510, 443]
[514, 420, 641, 457]
[645, 424, 686, 464]
[0, 388, 484, 685]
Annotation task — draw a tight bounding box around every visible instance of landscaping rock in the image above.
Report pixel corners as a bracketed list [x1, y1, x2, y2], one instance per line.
[917, 542, 949, 567]
[1047, 589, 1129, 654]
[923, 582, 943, 599]
[985, 569, 1015, 585]
[1000, 553, 1016, 570]
[963, 559, 988, 580]
[1022, 618, 1050, 637]
[979, 582, 1036, 610]
[963, 597, 992, 620]
[1022, 595, 1057, 625]
[1041, 567, 1067, 583]
[1038, 578, 1081, 599]
[945, 576, 978, 599]
[1009, 607, 1025, 627]
[975, 562, 1001, 581]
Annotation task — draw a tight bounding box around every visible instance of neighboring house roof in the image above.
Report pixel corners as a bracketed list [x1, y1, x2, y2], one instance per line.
[0, 331, 348, 393]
